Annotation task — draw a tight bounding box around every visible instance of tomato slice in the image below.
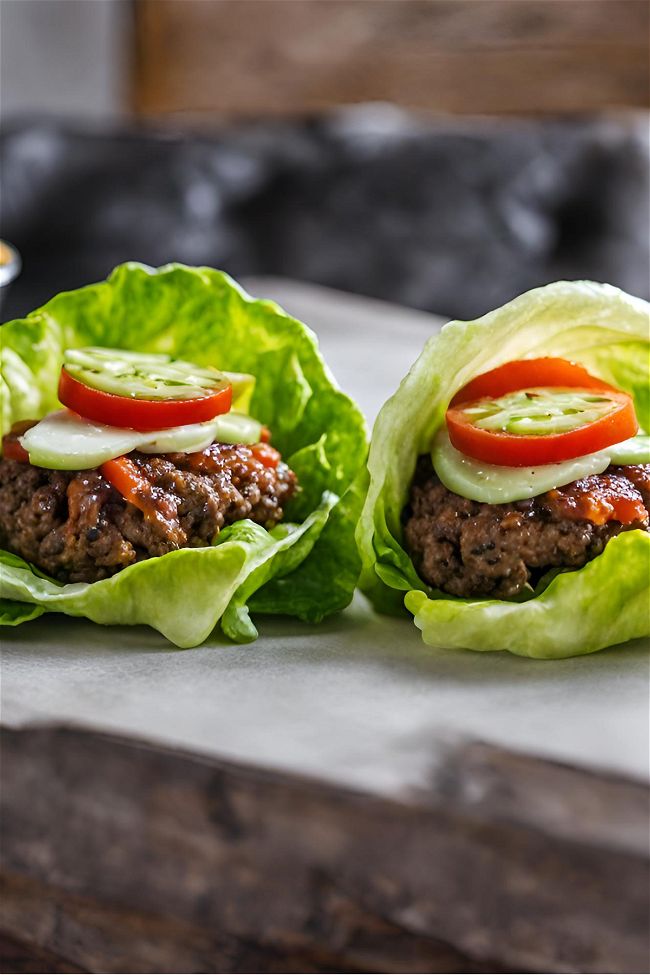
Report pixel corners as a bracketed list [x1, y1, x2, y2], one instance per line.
[59, 368, 232, 432]
[450, 358, 616, 406]
[446, 359, 638, 467]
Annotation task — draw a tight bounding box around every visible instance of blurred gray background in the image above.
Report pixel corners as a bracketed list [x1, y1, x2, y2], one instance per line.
[1, 0, 649, 320]
[1, 0, 126, 118]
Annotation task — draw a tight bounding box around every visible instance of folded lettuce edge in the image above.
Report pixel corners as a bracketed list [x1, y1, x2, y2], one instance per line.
[0, 494, 337, 648]
[404, 530, 650, 659]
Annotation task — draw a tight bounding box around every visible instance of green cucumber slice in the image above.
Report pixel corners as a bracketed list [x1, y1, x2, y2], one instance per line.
[221, 371, 256, 413]
[211, 412, 262, 445]
[465, 387, 619, 436]
[137, 421, 222, 454]
[20, 409, 265, 470]
[431, 429, 611, 504]
[63, 347, 230, 401]
[138, 412, 262, 453]
[608, 435, 650, 465]
[21, 410, 143, 470]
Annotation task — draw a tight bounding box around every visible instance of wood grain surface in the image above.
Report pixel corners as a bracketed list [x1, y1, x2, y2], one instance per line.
[1, 726, 647, 973]
[133, 0, 650, 118]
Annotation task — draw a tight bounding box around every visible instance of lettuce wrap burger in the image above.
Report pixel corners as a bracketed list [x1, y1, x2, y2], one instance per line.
[0, 263, 367, 647]
[357, 281, 649, 658]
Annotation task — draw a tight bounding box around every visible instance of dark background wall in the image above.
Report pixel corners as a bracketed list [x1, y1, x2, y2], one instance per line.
[2, 112, 648, 321]
[1, 0, 648, 321]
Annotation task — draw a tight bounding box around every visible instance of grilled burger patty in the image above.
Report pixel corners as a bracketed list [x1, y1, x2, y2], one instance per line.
[0, 443, 298, 583]
[404, 456, 650, 599]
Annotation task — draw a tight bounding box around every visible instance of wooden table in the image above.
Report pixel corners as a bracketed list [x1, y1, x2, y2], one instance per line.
[1, 281, 648, 974]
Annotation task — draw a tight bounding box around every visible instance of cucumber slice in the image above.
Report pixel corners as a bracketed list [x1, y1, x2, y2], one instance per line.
[138, 420, 222, 454]
[222, 371, 256, 413]
[470, 388, 618, 435]
[65, 348, 169, 367]
[211, 412, 262, 445]
[21, 410, 143, 470]
[21, 409, 264, 470]
[63, 347, 230, 401]
[431, 429, 611, 504]
[608, 434, 650, 465]
[138, 413, 262, 453]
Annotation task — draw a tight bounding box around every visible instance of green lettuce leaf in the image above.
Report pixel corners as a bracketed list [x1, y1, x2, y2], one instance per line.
[357, 280, 650, 658]
[0, 263, 367, 647]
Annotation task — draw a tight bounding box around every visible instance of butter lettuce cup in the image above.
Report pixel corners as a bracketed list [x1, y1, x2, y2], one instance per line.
[0, 263, 367, 647]
[357, 281, 650, 658]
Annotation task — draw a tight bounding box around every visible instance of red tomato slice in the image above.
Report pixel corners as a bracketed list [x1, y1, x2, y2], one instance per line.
[59, 368, 232, 432]
[450, 358, 616, 406]
[446, 359, 638, 467]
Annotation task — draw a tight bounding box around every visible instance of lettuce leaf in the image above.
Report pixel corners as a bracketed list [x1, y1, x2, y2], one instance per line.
[357, 280, 650, 658]
[0, 263, 367, 647]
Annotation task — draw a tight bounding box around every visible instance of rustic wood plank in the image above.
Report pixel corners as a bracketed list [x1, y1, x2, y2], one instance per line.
[133, 0, 650, 118]
[0, 932, 87, 974]
[1, 870, 507, 974]
[1, 725, 647, 973]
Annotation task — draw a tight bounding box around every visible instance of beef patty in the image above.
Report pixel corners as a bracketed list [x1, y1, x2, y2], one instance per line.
[0, 441, 298, 583]
[404, 456, 650, 599]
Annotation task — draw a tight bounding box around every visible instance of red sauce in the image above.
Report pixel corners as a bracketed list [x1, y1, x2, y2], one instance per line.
[545, 473, 648, 527]
[181, 441, 279, 473]
[2, 420, 36, 463]
[122, 441, 279, 531]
